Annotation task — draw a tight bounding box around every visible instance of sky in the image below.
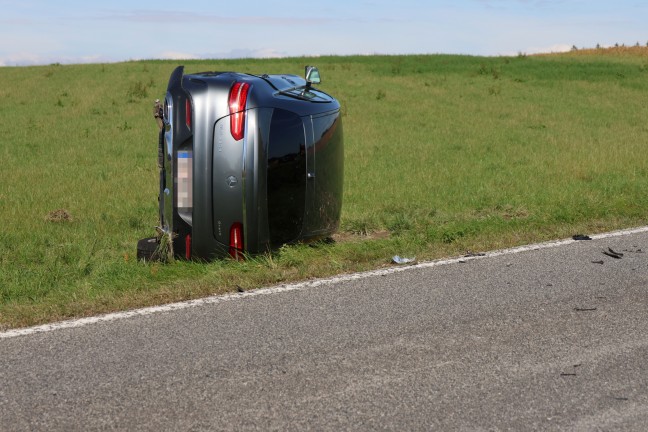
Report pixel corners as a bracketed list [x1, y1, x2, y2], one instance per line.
[1, 0, 646, 66]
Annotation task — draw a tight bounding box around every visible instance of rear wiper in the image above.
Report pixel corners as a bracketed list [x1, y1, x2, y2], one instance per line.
[277, 89, 317, 101]
[257, 74, 320, 101]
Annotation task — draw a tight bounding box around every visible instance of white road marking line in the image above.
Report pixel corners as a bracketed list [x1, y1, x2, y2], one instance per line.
[2, 226, 648, 340]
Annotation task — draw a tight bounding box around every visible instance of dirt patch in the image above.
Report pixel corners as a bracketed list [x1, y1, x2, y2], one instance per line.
[45, 209, 73, 223]
[332, 229, 390, 244]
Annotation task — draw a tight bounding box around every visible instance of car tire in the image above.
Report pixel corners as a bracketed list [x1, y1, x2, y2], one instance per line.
[137, 237, 161, 262]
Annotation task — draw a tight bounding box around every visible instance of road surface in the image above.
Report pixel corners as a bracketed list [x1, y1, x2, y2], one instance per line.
[1, 229, 648, 430]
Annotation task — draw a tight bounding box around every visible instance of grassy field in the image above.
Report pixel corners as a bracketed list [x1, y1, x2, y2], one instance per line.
[2, 48, 648, 329]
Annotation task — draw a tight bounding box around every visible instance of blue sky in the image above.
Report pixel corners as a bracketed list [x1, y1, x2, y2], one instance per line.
[1, 0, 646, 66]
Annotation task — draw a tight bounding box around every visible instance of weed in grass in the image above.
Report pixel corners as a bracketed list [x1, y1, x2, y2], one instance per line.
[488, 85, 501, 96]
[441, 229, 466, 244]
[385, 213, 412, 236]
[127, 80, 149, 101]
[391, 58, 403, 75]
[118, 121, 132, 131]
[344, 217, 376, 236]
[275, 244, 306, 268]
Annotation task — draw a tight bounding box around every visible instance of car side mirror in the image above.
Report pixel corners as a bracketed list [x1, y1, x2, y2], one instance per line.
[305, 66, 321, 87]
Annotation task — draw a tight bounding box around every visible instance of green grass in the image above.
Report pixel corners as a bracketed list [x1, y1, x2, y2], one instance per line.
[2, 50, 648, 329]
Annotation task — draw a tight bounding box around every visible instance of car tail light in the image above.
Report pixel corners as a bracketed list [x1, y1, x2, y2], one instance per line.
[229, 222, 244, 260]
[185, 98, 192, 129]
[185, 234, 191, 260]
[228, 82, 250, 141]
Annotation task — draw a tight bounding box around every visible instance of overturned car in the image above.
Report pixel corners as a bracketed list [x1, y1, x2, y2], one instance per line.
[139, 65, 343, 260]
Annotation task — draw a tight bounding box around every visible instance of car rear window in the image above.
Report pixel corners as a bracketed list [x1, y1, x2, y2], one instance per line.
[267, 109, 306, 245]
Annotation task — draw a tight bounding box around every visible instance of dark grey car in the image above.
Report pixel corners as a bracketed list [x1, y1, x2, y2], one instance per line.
[149, 65, 343, 260]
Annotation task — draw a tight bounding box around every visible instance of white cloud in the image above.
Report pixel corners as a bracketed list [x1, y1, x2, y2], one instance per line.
[0, 52, 117, 67]
[171, 48, 289, 61]
[0, 52, 43, 67]
[156, 51, 201, 61]
[215, 48, 288, 59]
[0, 47, 290, 67]
[525, 43, 572, 54]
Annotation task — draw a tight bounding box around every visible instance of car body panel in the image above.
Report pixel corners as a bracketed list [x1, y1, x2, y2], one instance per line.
[160, 66, 343, 260]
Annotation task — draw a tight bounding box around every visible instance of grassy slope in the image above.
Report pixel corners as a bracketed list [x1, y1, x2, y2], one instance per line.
[1, 49, 647, 329]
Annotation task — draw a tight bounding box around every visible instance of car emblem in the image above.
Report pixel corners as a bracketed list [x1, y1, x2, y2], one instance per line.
[227, 176, 238, 187]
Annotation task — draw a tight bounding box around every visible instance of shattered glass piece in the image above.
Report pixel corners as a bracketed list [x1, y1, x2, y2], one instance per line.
[392, 255, 416, 265]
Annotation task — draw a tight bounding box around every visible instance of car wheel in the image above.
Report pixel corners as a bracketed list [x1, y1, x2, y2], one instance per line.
[137, 237, 161, 262]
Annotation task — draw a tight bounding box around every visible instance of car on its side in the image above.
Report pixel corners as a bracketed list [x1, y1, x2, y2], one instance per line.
[140, 65, 343, 260]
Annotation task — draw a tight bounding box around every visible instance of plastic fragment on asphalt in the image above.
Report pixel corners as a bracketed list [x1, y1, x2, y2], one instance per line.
[603, 248, 624, 259]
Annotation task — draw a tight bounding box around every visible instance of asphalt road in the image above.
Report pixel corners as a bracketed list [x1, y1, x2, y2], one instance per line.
[1, 229, 648, 431]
